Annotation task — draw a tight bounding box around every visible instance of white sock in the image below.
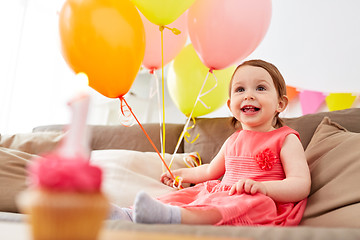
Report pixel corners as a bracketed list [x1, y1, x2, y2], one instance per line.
[133, 191, 181, 224]
[108, 203, 133, 221]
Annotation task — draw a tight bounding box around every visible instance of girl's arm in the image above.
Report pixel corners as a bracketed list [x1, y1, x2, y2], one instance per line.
[161, 140, 227, 186]
[262, 133, 311, 202]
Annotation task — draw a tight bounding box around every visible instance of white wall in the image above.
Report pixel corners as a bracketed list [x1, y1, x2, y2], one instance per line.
[250, 0, 360, 93]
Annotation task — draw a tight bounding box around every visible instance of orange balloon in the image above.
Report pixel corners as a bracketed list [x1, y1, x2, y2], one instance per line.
[59, 0, 145, 98]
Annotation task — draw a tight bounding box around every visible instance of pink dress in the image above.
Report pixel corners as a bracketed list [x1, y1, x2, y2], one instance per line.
[158, 126, 307, 226]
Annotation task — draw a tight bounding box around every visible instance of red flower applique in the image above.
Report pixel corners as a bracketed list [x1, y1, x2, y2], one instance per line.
[255, 148, 278, 171]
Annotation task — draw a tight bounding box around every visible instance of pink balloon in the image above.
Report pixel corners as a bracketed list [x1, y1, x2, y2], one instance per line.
[188, 0, 272, 70]
[141, 11, 189, 70]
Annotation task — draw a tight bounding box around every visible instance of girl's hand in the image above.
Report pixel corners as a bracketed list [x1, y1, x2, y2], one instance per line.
[229, 179, 267, 196]
[160, 172, 175, 187]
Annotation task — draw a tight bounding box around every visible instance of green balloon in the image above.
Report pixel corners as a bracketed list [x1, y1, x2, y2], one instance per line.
[167, 44, 235, 117]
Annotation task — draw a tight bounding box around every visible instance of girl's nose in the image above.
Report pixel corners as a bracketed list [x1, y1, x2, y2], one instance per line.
[244, 94, 255, 100]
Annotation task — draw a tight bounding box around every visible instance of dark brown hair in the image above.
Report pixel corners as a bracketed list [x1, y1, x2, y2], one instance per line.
[229, 59, 287, 129]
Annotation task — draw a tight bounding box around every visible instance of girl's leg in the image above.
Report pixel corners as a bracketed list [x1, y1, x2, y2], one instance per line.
[108, 203, 133, 221]
[133, 191, 181, 224]
[133, 191, 222, 225]
[180, 207, 222, 225]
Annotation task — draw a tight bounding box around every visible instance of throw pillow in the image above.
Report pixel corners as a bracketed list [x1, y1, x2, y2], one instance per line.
[0, 132, 63, 213]
[300, 117, 360, 227]
[90, 150, 199, 207]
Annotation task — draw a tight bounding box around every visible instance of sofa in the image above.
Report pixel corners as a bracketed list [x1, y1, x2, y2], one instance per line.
[1, 108, 360, 240]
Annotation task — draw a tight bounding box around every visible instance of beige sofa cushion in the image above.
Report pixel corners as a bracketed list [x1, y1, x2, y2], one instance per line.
[33, 124, 185, 154]
[0, 141, 189, 212]
[0, 132, 63, 212]
[90, 150, 194, 207]
[283, 108, 360, 150]
[0, 132, 63, 155]
[0, 147, 34, 212]
[183, 117, 237, 164]
[300, 117, 360, 227]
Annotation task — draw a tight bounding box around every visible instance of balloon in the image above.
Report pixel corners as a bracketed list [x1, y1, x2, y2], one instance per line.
[167, 44, 236, 117]
[59, 0, 145, 98]
[188, 0, 272, 70]
[141, 11, 188, 70]
[132, 0, 195, 26]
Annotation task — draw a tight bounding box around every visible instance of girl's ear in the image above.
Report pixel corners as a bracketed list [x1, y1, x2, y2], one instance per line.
[227, 99, 231, 110]
[277, 95, 288, 113]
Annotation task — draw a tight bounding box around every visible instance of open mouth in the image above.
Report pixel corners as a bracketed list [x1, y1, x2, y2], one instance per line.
[241, 105, 260, 112]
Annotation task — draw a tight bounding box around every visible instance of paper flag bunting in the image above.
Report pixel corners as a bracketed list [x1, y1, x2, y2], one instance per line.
[325, 93, 356, 111]
[299, 90, 326, 115]
[286, 86, 299, 102]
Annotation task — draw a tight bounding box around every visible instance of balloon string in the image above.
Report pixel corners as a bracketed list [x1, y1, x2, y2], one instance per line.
[119, 96, 175, 180]
[157, 24, 182, 168]
[193, 68, 213, 110]
[148, 71, 157, 99]
[184, 116, 200, 144]
[197, 69, 218, 109]
[159, 25, 181, 35]
[160, 25, 166, 163]
[119, 97, 135, 127]
[168, 115, 199, 170]
[149, 71, 164, 172]
[183, 152, 202, 168]
[168, 68, 216, 169]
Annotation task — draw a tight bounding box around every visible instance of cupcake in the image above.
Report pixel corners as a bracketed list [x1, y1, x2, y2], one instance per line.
[18, 93, 109, 240]
[18, 154, 109, 240]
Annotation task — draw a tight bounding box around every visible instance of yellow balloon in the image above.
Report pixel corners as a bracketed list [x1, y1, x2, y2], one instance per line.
[131, 0, 195, 26]
[59, 0, 145, 98]
[167, 44, 236, 117]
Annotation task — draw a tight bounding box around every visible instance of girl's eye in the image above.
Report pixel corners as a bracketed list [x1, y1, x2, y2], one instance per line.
[235, 87, 245, 92]
[257, 86, 266, 91]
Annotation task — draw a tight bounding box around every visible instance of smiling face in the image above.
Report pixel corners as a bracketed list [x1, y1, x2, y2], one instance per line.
[227, 65, 288, 132]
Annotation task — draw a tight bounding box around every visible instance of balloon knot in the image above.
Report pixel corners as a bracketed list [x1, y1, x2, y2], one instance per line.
[149, 69, 154, 74]
[171, 28, 181, 35]
[209, 68, 214, 73]
[161, 26, 181, 35]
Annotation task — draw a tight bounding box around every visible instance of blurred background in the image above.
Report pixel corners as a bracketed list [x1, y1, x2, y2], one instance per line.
[1, 0, 359, 134]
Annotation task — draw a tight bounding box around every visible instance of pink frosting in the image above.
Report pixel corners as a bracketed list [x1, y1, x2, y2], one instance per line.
[29, 154, 102, 193]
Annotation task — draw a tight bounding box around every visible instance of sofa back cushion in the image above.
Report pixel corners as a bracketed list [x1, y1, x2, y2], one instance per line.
[33, 123, 185, 154]
[185, 108, 360, 164]
[283, 108, 360, 149]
